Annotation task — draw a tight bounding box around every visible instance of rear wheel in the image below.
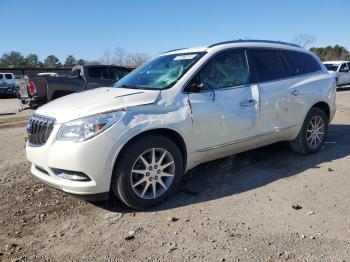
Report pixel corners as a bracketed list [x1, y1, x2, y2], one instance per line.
[111, 135, 183, 210]
[290, 107, 328, 154]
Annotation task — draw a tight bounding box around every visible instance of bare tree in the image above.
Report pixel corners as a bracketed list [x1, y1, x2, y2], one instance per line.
[291, 34, 316, 49]
[128, 52, 151, 67]
[100, 47, 151, 67]
[99, 50, 112, 65]
[86, 60, 101, 65]
[112, 47, 128, 67]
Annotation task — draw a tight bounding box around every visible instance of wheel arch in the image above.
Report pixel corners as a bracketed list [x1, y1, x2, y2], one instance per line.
[310, 101, 330, 120]
[112, 128, 188, 176]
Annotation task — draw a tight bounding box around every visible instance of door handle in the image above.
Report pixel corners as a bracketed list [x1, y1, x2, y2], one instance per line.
[291, 89, 301, 96]
[240, 99, 257, 107]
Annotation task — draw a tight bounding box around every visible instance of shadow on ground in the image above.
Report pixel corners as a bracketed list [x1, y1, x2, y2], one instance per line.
[337, 86, 350, 92]
[95, 124, 350, 213]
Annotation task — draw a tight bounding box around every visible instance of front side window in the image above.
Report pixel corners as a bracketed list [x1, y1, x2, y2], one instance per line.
[114, 52, 205, 90]
[284, 50, 321, 75]
[249, 49, 287, 82]
[339, 63, 349, 72]
[192, 49, 249, 91]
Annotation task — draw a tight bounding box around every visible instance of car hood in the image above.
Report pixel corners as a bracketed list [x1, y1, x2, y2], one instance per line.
[35, 87, 160, 123]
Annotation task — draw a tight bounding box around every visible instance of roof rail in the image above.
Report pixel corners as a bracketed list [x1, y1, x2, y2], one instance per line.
[208, 39, 301, 48]
[163, 48, 187, 54]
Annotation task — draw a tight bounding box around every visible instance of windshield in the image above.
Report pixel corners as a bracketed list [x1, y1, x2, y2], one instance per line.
[114, 52, 205, 90]
[324, 64, 339, 71]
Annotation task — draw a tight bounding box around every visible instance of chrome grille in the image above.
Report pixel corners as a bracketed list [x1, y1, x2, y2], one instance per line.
[27, 114, 56, 146]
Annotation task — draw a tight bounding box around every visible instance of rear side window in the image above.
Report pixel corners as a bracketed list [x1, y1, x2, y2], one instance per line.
[87, 67, 109, 79]
[249, 49, 287, 82]
[108, 68, 129, 81]
[283, 50, 321, 75]
[5, 74, 12, 79]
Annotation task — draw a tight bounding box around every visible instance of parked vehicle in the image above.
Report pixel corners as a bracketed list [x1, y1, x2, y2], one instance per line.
[18, 65, 131, 110]
[26, 40, 336, 209]
[37, 72, 59, 77]
[323, 61, 350, 86]
[0, 73, 18, 96]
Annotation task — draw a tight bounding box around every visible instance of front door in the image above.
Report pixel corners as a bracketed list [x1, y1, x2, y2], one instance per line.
[338, 63, 350, 85]
[188, 49, 260, 153]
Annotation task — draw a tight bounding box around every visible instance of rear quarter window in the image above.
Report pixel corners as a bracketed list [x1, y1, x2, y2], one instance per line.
[283, 50, 321, 75]
[248, 49, 288, 82]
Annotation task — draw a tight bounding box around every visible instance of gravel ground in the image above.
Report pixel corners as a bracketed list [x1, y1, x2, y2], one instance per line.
[1, 91, 350, 261]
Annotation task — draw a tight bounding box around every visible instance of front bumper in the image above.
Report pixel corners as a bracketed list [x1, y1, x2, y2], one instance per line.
[26, 124, 122, 197]
[0, 87, 16, 95]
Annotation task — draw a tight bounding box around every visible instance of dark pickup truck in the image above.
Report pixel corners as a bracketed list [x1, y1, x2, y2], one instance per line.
[18, 65, 131, 110]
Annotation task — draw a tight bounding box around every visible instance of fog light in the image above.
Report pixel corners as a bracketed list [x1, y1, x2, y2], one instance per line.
[51, 168, 91, 182]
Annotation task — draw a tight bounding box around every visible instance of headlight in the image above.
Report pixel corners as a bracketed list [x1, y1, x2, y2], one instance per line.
[57, 111, 125, 142]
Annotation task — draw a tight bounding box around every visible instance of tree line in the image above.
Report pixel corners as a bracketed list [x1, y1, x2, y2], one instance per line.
[0, 52, 86, 68]
[0, 43, 349, 69]
[309, 45, 350, 61]
[0, 47, 151, 69]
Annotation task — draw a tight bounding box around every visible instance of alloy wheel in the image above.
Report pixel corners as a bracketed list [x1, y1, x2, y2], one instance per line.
[130, 148, 175, 199]
[306, 115, 325, 149]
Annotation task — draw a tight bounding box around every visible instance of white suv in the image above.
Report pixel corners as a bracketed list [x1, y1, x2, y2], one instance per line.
[26, 40, 336, 209]
[323, 61, 350, 86]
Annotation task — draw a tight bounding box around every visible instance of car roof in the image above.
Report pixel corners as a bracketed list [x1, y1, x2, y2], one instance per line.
[323, 61, 350, 64]
[163, 39, 304, 55]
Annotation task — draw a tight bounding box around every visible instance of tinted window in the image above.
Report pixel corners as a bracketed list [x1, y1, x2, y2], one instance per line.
[108, 68, 129, 81]
[0, 75, 3, 80]
[249, 49, 287, 82]
[5, 74, 12, 79]
[348, 63, 350, 70]
[284, 50, 321, 75]
[195, 49, 249, 90]
[87, 67, 109, 79]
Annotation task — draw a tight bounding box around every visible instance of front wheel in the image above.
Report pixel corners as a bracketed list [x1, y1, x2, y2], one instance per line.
[111, 135, 184, 210]
[290, 107, 328, 154]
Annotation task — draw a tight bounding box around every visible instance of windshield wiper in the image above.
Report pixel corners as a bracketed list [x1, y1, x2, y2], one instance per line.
[120, 84, 144, 89]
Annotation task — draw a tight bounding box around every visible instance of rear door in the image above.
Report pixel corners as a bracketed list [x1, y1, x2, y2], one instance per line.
[247, 48, 298, 134]
[280, 50, 322, 126]
[188, 48, 260, 153]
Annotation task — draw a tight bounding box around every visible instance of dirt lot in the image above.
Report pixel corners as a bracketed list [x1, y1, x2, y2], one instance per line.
[1, 90, 350, 262]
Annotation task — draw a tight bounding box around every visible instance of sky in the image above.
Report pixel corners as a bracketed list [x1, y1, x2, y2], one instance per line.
[3, 0, 350, 62]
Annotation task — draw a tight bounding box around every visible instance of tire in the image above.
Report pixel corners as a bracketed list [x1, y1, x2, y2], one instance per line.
[290, 107, 328, 154]
[111, 135, 184, 210]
